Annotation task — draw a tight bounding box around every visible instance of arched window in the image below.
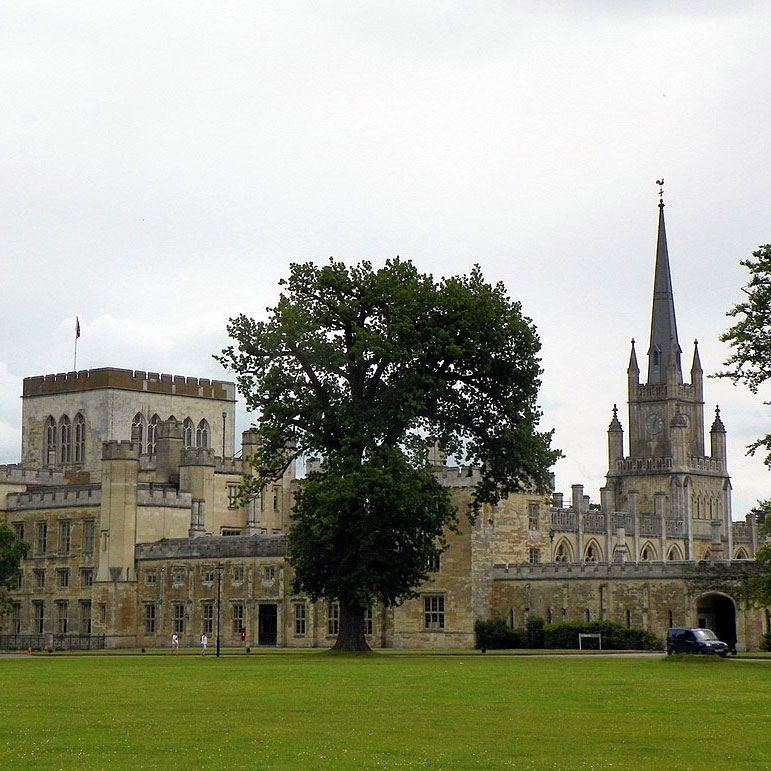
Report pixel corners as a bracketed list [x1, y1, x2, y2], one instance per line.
[59, 415, 72, 463]
[168, 415, 176, 423]
[584, 542, 600, 563]
[74, 413, 86, 463]
[640, 543, 656, 562]
[131, 413, 145, 449]
[626, 609, 631, 627]
[667, 545, 683, 560]
[147, 415, 160, 454]
[555, 540, 572, 563]
[45, 416, 57, 465]
[585, 608, 591, 622]
[183, 418, 194, 447]
[508, 608, 515, 628]
[735, 548, 749, 560]
[196, 419, 209, 449]
[668, 609, 674, 627]
[547, 608, 553, 624]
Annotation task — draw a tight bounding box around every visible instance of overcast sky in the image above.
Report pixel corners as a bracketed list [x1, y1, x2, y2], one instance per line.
[2, 1, 769, 518]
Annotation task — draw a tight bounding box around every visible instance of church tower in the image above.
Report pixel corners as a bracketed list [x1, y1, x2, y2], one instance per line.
[604, 188, 733, 560]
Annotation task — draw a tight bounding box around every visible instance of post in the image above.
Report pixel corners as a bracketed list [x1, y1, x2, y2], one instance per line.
[216, 561, 222, 657]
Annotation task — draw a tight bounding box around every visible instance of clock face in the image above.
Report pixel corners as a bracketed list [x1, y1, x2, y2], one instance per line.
[646, 414, 662, 434]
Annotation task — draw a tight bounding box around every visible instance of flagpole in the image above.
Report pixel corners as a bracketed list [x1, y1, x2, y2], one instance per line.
[73, 317, 80, 371]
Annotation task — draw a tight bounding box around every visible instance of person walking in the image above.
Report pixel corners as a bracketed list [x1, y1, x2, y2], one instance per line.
[171, 633, 179, 653]
[200, 633, 208, 656]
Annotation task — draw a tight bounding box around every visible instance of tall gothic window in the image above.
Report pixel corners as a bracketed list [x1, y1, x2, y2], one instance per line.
[584, 542, 599, 563]
[147, 414, 160, 454]
[73, 413, 86, 463]
[555, 541, 571, 562]
[59, 415, 72, 463]
[131, 413, 145, 450]
[196, 419, 209, 449]
[45, 416, 57, 465]
[183, 418, 194, 447]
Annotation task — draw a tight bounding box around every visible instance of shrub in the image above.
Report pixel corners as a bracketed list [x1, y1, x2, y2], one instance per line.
[525, 616, 545, 648]
[543, 620, 662, 651]
[760, 630, 771, 651]
[474, 619, 523, 649]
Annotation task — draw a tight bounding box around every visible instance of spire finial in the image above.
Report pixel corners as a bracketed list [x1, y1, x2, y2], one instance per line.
[612, 404, 618, 418]
[656, 178, 665, 207]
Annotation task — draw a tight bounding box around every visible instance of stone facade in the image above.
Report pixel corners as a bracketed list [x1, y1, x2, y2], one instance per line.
[2, 199, 770, 651]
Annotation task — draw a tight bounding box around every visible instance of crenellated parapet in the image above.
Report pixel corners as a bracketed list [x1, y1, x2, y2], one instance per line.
[0, 465, 67, 485]
[102, 440, 141, 461]
[433, 465, 482, 488]
[23, 367, 235, 401]
[136, 533, 287, 560]
[136, 484, 192, 509]
[180, 447, 216, 467]
[214, 457, 243, 474]
[494, 559, 762, 581]
[6, 484, 101, 510]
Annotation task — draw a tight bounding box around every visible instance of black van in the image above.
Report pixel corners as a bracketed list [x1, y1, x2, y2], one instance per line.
[666, 627, 729, 657]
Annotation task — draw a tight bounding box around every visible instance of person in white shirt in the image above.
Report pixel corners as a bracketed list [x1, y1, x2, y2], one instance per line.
[200, 633, 208, 655]
[171, 633, 179, 653]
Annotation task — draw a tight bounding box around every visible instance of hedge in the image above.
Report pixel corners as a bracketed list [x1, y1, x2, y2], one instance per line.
[475, 617, 662, 651]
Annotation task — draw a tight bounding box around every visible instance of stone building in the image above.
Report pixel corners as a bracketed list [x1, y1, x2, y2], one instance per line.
[2, 197, 769, 650]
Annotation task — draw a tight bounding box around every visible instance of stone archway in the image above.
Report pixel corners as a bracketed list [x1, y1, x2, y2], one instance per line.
[696, 593, 737, 648]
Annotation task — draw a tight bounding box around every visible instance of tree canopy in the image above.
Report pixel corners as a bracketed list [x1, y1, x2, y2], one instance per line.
[218, 258, 559, 649]
[0, 525, 28, 613]
[739, 500, 771, 607]
[717, 244, 771, 466]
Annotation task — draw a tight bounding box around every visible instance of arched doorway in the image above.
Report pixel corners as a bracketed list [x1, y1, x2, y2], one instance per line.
[696, 593, 736, 648]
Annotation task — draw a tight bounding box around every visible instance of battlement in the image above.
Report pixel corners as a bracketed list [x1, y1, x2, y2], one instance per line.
[136, 533, 287, 561]
[136, 484, 192, 509]
[6, 484, 101, 511]
[23, 367, 235, 401]
[612, 455, 724, 474]
[180, 448, 216, 467]
[633, 382, 697, 401]
[102, 441, 141, 461]
[433, 465, 482, 488]
[0, 465, 67, 486]
[215, 457, 244, 475]
[493, 559, 762, 582]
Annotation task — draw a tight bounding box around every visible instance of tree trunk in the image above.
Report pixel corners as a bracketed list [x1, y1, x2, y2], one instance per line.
[331, 604, 371, 652]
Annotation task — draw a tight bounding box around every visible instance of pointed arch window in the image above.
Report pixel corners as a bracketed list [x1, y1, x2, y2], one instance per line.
[131, 413, 145, 450]
[74, 413, 86, 463]
[584, 542, 600, 563]
[45, 416, 57, 465]
[667, 545, 683, 561]
[147, 415, 160, 454]
[196, 419, 209, 449]
[641, 544, 656, 562]
[183, 418, 194, 447]
[735, 548, 749, 560]
[59, 415, 72, 463]
[555, 541, 572, 563]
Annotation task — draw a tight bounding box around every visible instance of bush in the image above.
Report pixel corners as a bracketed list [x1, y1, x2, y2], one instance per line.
[474, 619, 523, 649]
[760, 630, 771, 651]
[543, 620, 662, 651]
[525, 616, 545, 648]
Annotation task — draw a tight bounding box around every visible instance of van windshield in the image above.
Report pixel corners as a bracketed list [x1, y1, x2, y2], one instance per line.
[694, 629, 718, 640]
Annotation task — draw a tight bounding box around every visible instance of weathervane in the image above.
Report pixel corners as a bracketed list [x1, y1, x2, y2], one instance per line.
[656, 178, 665, 206]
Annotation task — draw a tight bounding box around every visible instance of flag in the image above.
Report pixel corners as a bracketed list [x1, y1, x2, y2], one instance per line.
[75, 317, 81, 339]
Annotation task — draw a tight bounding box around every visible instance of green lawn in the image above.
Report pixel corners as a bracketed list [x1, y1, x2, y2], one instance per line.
[1, 653, 768, 769]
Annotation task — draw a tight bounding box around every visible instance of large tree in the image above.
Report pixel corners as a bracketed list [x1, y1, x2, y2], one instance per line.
[739, 501, 771, 607]
[0, 525, 28, 614]
[219, 258, 559, 650]
[717, 244, 771, 467]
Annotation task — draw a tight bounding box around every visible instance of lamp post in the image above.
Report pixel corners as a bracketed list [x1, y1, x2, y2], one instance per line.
[216, 561, 223, 657]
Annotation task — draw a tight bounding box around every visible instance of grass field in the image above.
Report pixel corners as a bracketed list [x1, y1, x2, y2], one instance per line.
[1, 652, 769, 769]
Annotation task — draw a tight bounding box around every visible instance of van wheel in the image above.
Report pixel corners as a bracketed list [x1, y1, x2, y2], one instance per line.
[667, 647, 675, 656]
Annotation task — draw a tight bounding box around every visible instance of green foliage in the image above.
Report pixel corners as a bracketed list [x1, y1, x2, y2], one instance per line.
[717, 244, 771, 467]
[759, 630, 771, 651]
[474, 618, 523, 649]
[525, 615, 545, 648]
[738, 500, 771, 606]
[289, 446, 453, 608]
[0, 524, 28, 613]
[475, 618, 661, 650]
[543, 620, 663, 651]
[219, 259, 559, 631]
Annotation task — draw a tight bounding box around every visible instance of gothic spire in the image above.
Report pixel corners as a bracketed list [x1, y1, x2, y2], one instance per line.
[647, 184, 682, 385]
